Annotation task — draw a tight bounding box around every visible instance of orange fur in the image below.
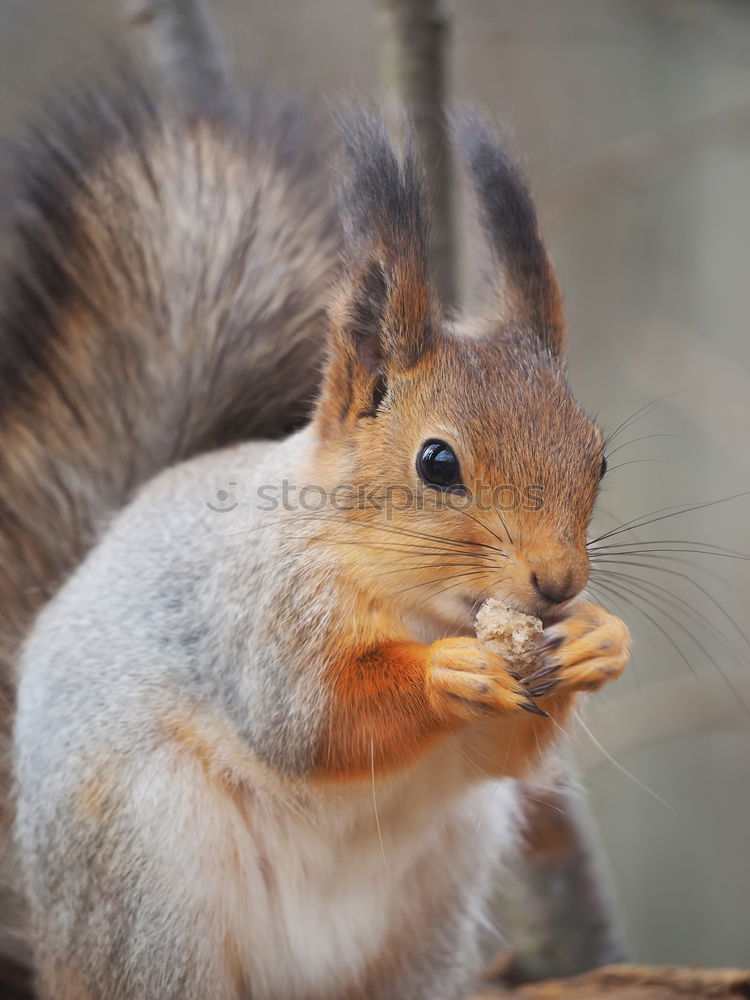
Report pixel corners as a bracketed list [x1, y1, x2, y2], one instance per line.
[315, 622, 551, 780]
[74, 759, 126, 828]
[315, 639, 451, 779]
[464, 694, 576, 781]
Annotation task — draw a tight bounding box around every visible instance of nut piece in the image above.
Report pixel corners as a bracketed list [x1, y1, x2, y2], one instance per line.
[475, 598, 543, 677]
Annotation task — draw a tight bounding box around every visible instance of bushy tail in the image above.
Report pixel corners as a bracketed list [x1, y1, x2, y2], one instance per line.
[0, 76, 339, 963]
[0, 78, 339, 677]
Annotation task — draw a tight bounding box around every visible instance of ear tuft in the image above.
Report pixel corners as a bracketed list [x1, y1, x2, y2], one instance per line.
[338, 109, 428, 264]
[331, 108, 436, 373]
[456, 112, 565, 353]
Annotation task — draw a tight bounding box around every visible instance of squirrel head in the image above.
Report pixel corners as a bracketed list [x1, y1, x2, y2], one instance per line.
[312, 113, 605, 630]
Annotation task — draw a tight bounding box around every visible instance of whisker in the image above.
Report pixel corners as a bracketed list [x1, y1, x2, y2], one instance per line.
[604, 432, 678, 461]
[590, 558, 749, 650]
[594, 572, 719, 666]
[590, 548, 729, 587]
[410, 571, 496, 607]
[590, 567, 745, 662]
[605, 458, 671, 474]
[308, 512, 506, 555]
[371, 739, 389, 875]
[590, 577, 698, 678]
[584, 581, 643, 690]
[601, 388, 696, 447]
[228, 512, 501, 557]
[588, 491, 750, 547]
[369, 560, 495, 579]
[572, 709, 677, 815]
[591, 575, 750, 714]
[390, 568, 488, 600]
[589, 539, 750, 560]
[447, 502, 512, 551]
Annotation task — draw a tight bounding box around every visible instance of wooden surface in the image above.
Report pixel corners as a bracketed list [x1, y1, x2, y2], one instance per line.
[473, 964, 750, 999]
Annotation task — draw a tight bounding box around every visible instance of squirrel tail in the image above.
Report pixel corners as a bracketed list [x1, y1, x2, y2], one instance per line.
[0, 77, 339, 674]
[0, 76, 339, 964]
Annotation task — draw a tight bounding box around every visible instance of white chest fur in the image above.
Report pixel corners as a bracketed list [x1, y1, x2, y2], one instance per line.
[204, 743, 522, 998]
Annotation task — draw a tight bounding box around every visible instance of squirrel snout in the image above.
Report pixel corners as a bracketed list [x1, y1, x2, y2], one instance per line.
[530, 561, 588, 607]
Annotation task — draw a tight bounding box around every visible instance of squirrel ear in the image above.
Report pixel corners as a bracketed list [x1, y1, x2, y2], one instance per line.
[457, 114, 566, 354]
[334, 255, 390, 376]
[331, 249, 435, 376]
[330, 110, 437, 375]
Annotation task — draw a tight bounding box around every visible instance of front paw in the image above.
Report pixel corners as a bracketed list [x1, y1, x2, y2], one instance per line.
[427, 637, 547, 722]
[522, 601, 631, 699]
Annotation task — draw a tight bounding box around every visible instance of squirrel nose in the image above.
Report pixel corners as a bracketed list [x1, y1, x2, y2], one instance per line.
[530, 570, 581, 606]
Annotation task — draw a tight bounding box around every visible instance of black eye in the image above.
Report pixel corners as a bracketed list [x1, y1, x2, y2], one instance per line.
[600, 455, 608, 479]
[417, 440, 464, 491]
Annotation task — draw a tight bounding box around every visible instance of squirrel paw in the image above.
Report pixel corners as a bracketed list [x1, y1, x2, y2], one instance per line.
[427, 637, 548, 721]
[522, 600, 631, 698]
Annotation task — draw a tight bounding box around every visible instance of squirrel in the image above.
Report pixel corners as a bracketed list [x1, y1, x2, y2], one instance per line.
[0, 72, 632, 1000]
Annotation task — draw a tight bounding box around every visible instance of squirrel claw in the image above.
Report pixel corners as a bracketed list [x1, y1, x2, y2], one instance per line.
[535, 634, 563, 654]
[523, 661, 559, 686]
[520, 700, 549, 718]
[524, 601, 631, 697]
[525, 678, 561, 699]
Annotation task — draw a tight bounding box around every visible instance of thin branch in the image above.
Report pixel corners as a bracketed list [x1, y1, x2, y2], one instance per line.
[122, 0, 231, 111]
[375, 0, 457, 307]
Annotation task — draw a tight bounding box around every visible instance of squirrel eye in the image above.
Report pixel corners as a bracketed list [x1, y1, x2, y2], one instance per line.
[600, 455, 608, 479]
[417, 440, 463, 491]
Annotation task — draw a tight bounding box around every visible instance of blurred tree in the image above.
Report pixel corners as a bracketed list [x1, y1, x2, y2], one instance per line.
[123, 0, 230, 111]
[375, 0, 456, 307]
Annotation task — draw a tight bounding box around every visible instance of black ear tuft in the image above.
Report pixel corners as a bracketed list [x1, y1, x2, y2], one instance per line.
[331, 108, 436, 372]
[456, 113, 565, 352]
[337, 108, 429, 265]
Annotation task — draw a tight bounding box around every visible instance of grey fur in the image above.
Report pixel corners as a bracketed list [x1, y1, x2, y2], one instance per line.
[16, 437, 519, 998]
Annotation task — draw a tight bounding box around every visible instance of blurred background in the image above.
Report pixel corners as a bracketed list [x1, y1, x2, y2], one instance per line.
[1, 0, 748, 970]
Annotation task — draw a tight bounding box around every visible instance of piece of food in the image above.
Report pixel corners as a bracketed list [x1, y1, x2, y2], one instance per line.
[475, 598, 543, 676]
